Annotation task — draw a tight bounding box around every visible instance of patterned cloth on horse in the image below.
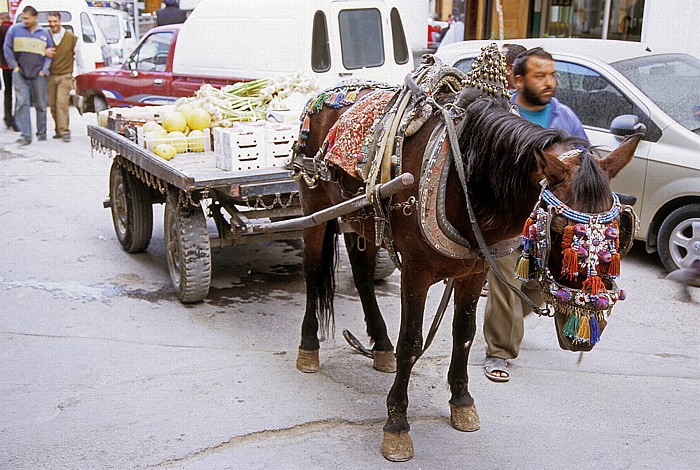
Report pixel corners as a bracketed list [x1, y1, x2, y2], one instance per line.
[324, 89, 399, 179]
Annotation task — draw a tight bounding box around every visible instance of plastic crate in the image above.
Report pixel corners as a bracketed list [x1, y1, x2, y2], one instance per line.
[140, 127, 211, 154]
[214, 125, 266, 171]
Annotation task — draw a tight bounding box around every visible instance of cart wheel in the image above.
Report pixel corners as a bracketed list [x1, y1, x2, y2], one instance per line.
[93, 96, 108, 114]
[164, 190, 211, 303]
[374, 248, 397, 281]
[109, 162, 153, 253]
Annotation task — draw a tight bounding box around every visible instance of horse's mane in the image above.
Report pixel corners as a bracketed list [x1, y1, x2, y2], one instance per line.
[458, 98, 586, 228]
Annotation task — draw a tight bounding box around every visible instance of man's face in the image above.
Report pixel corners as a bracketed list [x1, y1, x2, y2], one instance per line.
[516, 55, 558, 107]
[21, 12, 37, 29]
[47, 15, 61, 34]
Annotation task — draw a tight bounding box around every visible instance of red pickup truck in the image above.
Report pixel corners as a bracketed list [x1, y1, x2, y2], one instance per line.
[74, 25, 243, 113]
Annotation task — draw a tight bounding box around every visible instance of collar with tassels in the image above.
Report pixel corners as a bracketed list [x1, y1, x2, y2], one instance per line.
[515, 189, 626, 345]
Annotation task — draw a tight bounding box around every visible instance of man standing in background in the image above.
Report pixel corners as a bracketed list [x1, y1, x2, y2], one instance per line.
[3, 6, 51, 146]
[483, 46, 588, 383]
[156, 0, 187, 26]
[46, 11, 82, 143]
[0, 12, 16, 131]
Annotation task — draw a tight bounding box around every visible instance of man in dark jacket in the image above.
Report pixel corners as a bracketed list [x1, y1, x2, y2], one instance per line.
[0, 12, 16, 130]
[156, 0, 187, 26]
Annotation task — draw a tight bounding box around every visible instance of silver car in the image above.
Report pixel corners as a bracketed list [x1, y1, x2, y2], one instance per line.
[436, 38, 700, 272]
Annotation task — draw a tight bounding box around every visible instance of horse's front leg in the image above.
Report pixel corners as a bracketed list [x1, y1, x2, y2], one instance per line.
[447, 274, 486, 432]
[382, 267, 432, 461]
[344, 233, 395, 372]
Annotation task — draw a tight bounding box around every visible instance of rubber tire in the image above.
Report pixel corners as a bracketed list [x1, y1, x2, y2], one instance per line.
[164, 191, 211, 303]
[109, 162, 153, 253]
[657, 203, 700, 272]
[374, 248, 397, 281]
[93, 95, 108, 114]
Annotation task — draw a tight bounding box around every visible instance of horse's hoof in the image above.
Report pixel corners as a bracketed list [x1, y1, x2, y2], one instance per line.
[373, 350, 396, 373]
[296, 348, 319, 373]
[450, 403, 480, 432]
[382, 430, 414, 462]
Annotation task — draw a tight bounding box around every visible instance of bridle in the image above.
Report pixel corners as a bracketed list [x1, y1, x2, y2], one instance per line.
[516, 185, 637, 344]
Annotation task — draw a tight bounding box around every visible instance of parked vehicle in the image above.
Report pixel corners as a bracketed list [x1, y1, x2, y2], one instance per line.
[13, 0, 116, 72]
[75, 0, 414, 112]
[91, 7, 138, 64]
[436, 38, 700, 272]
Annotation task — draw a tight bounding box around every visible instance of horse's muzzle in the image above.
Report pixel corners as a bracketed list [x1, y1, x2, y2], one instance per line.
[553, 309, 608, 352]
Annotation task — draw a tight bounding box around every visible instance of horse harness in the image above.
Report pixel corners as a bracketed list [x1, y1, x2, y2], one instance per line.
[292, 51, 521, 272]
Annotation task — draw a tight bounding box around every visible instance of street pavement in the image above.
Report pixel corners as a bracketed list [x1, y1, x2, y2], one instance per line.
[1, 109, 698, 469]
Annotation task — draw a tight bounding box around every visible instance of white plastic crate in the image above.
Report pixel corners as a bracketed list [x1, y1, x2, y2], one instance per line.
[214, 126, 265, 171]
[139, 127, 211, 155]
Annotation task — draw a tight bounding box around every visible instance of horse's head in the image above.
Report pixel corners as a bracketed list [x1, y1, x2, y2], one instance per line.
[528, 134, 643, 351]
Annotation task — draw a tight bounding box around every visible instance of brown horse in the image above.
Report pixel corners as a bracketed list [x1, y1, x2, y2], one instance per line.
[293, 58, 641, 460]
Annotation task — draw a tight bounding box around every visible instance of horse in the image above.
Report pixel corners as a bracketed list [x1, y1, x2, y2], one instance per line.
[291, 47, 642, 461]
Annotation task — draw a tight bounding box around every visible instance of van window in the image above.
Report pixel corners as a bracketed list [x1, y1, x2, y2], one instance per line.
[338, 8, 384, 70]
[81, 13, 98, 44]
[311, 11, 330, 72]
[94, 14, 121, 44]
[36, 11, 72, 23]
[129, 32, 173, 72]
[389, 8, 409, 65]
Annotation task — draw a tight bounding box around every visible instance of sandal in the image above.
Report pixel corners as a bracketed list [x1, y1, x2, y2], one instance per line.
[483, 356, 510, 382]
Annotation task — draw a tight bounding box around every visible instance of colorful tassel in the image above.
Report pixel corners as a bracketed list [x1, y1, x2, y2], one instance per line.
[582, 275, 606, 295]
[561, 225, 574, 248]
[562, 312, 579, 339]
[301, 114, 311, 133]
[561, 247, 579, 280]
[589, 314, 600, 345]
[345, 90, 358, 103]
[522, 217, 536, 237]
[575, 314, 591, 343]
[608, 253, 620, 277]
[515, 253, 530, 280]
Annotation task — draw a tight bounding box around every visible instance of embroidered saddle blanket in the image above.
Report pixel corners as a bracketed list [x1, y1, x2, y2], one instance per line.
[324, 88, 399, 179]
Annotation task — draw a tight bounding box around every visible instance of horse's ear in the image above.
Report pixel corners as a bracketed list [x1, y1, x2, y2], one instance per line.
[598, 133, 643, 179]
[534, 147, 569, 187]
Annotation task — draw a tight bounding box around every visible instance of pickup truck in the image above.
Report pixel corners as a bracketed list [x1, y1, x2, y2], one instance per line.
[75, 25, 242, 113]
[75, 0, 416, 114]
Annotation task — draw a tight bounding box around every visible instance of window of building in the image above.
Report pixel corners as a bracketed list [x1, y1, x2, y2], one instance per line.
[311, 11, 331, 72]
[338, 8, 385, 70]
[544, 0, 644, 42]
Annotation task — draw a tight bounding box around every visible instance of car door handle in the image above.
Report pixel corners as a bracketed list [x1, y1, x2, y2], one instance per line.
[153, 78, 164, 86]
[339, 72, 353, 77]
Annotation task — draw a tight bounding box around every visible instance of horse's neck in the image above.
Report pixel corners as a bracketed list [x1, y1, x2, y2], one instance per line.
[446, 162, 541, 246]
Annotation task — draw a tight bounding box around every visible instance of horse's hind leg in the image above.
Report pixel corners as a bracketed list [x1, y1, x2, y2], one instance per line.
[447, 275, 485, 432]
[344, 233, 395, 372]
[382, 268, 431, 461]
[297, 220, 338, 373]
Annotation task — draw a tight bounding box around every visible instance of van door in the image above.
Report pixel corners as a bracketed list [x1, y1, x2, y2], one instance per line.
[328, 0, 395, 84]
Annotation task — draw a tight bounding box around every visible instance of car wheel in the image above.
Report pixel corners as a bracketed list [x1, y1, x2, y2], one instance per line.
[374, 248, 397, 281]
[93, 95, 108, 114]
[657, 204, 700, 272]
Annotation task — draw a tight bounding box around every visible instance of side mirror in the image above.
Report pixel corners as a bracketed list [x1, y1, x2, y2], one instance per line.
[610, 114, 646, 137]
[127, 59, 136, 71]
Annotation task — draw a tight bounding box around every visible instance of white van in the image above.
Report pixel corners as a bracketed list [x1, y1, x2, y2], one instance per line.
[90, 7, 138, 64]
[174, 0, 415, 88]
[13, 0, 114, 73]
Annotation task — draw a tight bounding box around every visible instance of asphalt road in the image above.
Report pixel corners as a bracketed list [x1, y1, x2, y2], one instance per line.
[1, 109, 698, 469]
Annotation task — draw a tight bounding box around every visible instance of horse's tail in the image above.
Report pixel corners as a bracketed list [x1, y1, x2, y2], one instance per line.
[316, 218, 339, 341]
